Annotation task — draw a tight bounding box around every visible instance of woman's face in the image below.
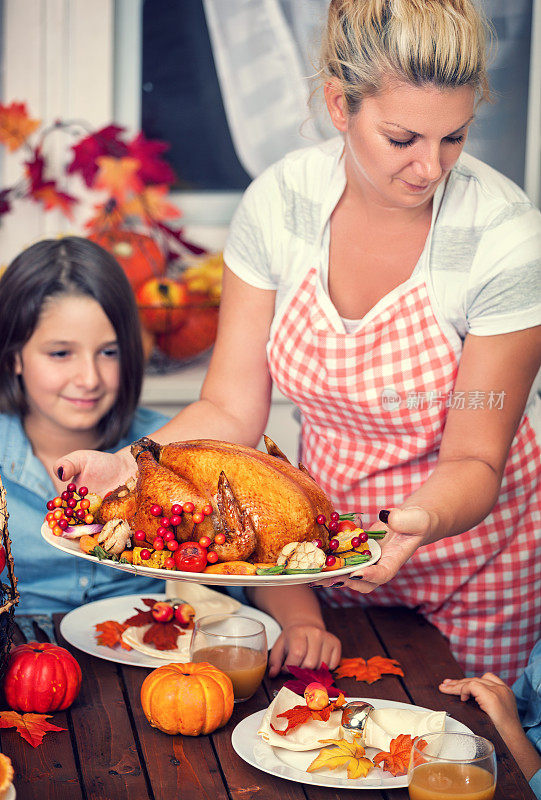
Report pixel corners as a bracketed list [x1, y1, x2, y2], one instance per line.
[325, 79, 476, 210]
[16, 294, 120, 438]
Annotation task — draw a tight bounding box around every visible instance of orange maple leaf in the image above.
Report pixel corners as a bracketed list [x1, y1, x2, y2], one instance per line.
[0, 711, 66, 748]
[95, 620, 131, 650]
[271, 692, 346, 736]
[84, 200, 128, 232]
[373, 734, 426, 776]
[335, 656, 404, 684]
[0, 102, 40, 151]
[31, 183, 77, 218]
[94, 156, 143, 199]
[122, 185, 181, 223]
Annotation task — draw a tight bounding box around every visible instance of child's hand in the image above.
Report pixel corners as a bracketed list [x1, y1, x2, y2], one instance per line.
[267, 624, 341, 679]
[439, 673, 521, 730]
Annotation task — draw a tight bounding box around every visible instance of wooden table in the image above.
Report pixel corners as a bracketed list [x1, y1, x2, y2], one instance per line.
[1, 605, 535, 799]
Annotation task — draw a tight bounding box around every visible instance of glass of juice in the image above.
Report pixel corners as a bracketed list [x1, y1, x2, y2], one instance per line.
[189, 614, 268, 702]
[407, 732, 496, 800]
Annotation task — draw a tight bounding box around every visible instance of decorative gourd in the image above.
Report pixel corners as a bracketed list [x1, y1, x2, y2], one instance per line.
[140, 661, 234, 736]
[89, 230, 166, 291]
[3, 641, 82, 713]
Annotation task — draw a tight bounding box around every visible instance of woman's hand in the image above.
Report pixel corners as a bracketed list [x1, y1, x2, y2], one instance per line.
[267, 623, 341, 678]
[54, 448, 135, 495]
[313, 507, 434, 593]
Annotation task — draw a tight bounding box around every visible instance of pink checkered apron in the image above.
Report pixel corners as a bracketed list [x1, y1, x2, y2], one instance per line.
[268, 265, 541, 683]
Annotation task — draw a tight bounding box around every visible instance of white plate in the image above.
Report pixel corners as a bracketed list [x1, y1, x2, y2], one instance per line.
[60, 593, 281, 669]
[42, 524, 381, 586]
[232, 698, 474, 790]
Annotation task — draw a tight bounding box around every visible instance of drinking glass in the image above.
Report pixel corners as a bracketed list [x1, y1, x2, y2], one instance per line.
[189, 614, 267, 702]
[407, 732, 496, 800]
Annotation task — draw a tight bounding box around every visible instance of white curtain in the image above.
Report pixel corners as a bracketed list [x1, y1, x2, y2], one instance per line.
[203, 0, 535, 190]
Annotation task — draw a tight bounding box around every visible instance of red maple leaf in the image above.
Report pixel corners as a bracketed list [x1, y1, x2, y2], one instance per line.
[271, 693, 346, 736]
[127, 132, 176, 186]
[0, 711, 66, 748]
[95, 620, 131, 650]
[123, 598, 156, 627]
[0, 189, 12, 218]
[284, 661, 340, 697]
[373, 734, 426, 776]
[143, 622, 185, 650]
[335, 656, 404, 684]
[24, 149, 46, 190]
[67, 124, 128, 187]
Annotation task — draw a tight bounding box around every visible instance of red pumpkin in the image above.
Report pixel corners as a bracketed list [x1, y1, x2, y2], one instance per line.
[136, 276, 189, 333]
[89, 230, 166, 291]
[156, 292, 219, 361]
[3, 642, 82, 713]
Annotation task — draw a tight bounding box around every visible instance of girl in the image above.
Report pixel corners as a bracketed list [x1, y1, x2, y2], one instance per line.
[0, 236, 168, 613]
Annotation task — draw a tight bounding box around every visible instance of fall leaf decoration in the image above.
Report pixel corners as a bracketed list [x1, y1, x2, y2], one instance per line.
[95, 620, 131, 650]
[95, 598, 188, 651]
[271, 692, 346, 736]
[283, 661, 340, 697]
[0, 101, 40, 151]
[307, 735, 374, 780]
[0, 711, 66, 748]
[373, 734, 426, 777]
[142, 622, 186, 651]
[335, 656, 404, 684]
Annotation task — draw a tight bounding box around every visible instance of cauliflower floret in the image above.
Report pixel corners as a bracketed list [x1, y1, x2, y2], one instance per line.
[276, 541, 326, 570]
[97, 518, 131, 555]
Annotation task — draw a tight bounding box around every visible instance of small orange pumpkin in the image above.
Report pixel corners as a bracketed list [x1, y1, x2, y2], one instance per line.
[140, 661, 234, 736]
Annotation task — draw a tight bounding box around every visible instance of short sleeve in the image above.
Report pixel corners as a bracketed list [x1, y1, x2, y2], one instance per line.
[223, 165, 280, 291]
[465, 202, 541, 336]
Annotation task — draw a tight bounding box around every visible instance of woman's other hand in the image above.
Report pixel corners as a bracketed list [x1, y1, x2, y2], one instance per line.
[54, 448, 135, 495]
[313, 506, 433, 593]
[267, 623, 341, 678]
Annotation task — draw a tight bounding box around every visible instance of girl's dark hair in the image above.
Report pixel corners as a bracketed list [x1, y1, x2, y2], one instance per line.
[0, 236, 144, 450]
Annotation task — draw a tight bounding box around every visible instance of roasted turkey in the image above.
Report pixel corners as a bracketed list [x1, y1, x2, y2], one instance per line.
[99, 436, 334, 563]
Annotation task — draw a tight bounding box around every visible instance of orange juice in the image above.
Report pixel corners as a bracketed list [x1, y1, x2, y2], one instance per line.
[408, 763, 495, 800]
[192, 645, 267, 700]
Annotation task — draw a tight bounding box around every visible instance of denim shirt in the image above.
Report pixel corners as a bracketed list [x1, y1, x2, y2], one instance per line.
[513, 639, 541, 799]
[0, 408, 169, 614]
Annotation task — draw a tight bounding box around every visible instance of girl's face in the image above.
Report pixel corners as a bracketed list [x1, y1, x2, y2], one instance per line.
[16, 294, 120, 438]
[325, 79, 475, 210]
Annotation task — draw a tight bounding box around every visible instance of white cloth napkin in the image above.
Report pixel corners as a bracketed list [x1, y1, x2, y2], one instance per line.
[257, 687, 343, 751]
[341, 707, 446, 750]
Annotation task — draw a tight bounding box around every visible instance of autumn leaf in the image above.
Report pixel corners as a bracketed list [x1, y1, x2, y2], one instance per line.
[31, 182, 78, 218]
[335, 656, 404, 684]
[95, 620, 131, 650]
[307, 735, 374, 779]
[271, 693, 346, 736]
[373, 734, 426, 776]
[0, 189, 12, 218]
[84, 198, 127, 232]
[24, 149, 46, 190]
[143, 622, 185, 650]
[123, 598, 156, 627]
[284, 661, 340, 697]
[0, 711, 66, 748]
[67, 124, 128, 187]
[122, 185, 181, 223]
[93, 156, 143, 199]
[0, 102, 40, 151]
[127, 132, 176, 186]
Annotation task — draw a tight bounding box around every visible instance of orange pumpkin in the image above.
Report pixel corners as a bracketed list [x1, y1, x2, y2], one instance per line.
[89, 230, 166, 292]
[140, 661, 234, 736]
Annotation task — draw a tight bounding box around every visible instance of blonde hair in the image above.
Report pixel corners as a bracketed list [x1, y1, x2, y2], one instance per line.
[320, 0, 492, 112]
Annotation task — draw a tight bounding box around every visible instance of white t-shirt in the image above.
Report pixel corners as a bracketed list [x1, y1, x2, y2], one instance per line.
[224, 136, 541, 414]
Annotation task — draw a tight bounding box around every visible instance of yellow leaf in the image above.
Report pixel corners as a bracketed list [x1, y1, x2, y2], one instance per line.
[348, 756, 374, 779]
[307, 734, 372, 779]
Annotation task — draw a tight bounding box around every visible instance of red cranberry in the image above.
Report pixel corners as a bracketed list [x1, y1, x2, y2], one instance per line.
[361, 549, 371, 556]
[163, 530, 175, 542]
[330, 511, 340, 522]
[166, 540, 179, 552]
[351, 536, 360, 549]
[157, 526, 168, 537]
[140, 549, 151, 560]
[67, 498, 77, 509]
[46, 500, 55, 511]
[325, 555, 336, 567]
[358, 531, 368, 543]
[329, 521, 339, 532]
[61, 491, 70, 501]
[316, 514, 326, 525]
[313, 538, 323, 548]
[153, 537, 164, 551]
[78, 486, 88, 497]
[150, 505, 162, 517]
[171, 504, 183, 515]
[329, 539, 339, 551]
[170, 515, 182, 527]
[57, 518, 68, 530]
[134, 530, 146, 542]
[67, 483, 77, 493]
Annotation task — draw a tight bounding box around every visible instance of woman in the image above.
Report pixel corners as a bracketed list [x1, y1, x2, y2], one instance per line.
[0, 237, 167, 613]
[57, 0, 541, 681]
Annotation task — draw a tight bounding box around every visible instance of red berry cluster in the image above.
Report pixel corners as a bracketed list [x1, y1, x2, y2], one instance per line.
[135, 501, 218, 571]
[314, 512, 371, 566]
[45, 484, 91, 536]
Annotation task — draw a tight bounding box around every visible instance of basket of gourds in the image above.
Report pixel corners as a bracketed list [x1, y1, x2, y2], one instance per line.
[0, 474, 19, 680]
